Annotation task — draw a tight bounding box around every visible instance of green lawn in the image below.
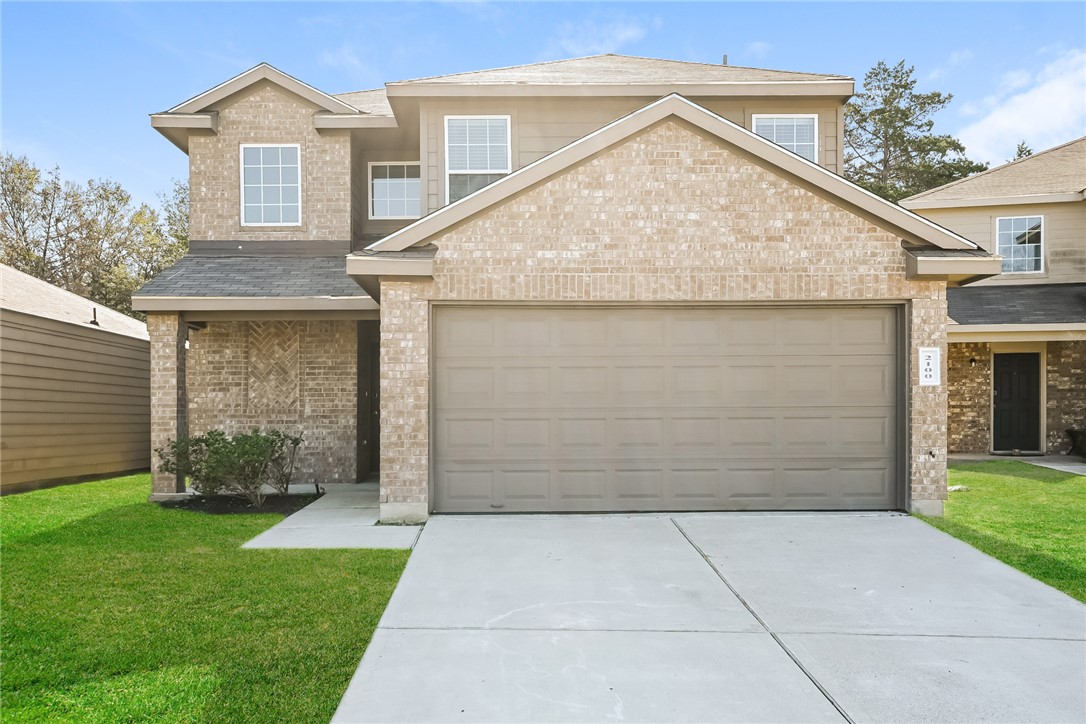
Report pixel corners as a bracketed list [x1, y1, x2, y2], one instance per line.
[0, 474, 409, 723]
[922, 461, 1086, 603]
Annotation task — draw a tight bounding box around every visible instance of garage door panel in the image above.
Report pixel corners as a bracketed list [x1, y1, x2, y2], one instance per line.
[557, 469, 607, 502]
[443, 470, 494, 505]
[614, 365, 667, 396]
[503, 418, 551, 449]
[670, 469, 721, 501]
[436, 461, 900, 513]
[723, 468, 777, 501]
[613, 469, 665, 502]
[670, 316, 721, 346]
[441, 410, 896, 463]
[839, 466, 893, 499]
[503, 470, 550, 503]
[558, 366, 607, 398]
[434, 306, 900, 512]
[504, 367, 551, 397]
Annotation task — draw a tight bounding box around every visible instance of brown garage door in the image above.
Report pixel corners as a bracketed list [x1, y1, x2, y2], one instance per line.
[434, 306, 901, 513]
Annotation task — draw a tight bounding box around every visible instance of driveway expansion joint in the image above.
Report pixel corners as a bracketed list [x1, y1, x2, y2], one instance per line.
[774, 630, 1086, 642]
[671, 517, 855, 724]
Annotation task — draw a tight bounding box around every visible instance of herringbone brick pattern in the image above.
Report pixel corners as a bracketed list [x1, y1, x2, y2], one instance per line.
[247, 321, 300, 412]
[182, 320, 357, 485]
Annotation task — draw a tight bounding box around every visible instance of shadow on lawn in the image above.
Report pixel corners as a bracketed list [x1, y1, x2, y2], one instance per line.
[949, 459, 1085, 485]
[5, 500, 280, 549]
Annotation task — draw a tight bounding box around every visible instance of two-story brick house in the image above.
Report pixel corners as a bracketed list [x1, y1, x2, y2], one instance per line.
[135, 54, 998, 522]
[901, 138, 1086, 457]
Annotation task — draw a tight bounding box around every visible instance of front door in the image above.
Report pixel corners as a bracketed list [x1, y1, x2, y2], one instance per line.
[356, 321, 381, 480]
[993, 353, 1041, 452]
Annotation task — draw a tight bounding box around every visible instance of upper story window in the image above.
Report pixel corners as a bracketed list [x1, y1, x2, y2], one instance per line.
[446, 116, 510, 203]
[370, 163, 421, 219]
[997, 216, 1043, 273]
[752, 115, 818, 163]
[241, 144, 300, 226]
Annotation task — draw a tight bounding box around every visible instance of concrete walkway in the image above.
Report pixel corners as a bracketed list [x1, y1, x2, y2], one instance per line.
[241, 484, 421, 549]
[334, 513, 1085, 723]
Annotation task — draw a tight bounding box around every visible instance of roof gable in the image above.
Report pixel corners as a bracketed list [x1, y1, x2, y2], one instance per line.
[365, 94, 978, 254]
[167, 63, 359, 115]
[901, 136, 1086, 209]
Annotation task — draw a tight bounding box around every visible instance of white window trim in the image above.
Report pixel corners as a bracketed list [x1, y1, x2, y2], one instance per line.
[368, 161, 422, 220]
[751, 113, 819, 164]
[239, 143, 302, 228]
[995, 215, 1045, 275]
[444, 115, 512, 204]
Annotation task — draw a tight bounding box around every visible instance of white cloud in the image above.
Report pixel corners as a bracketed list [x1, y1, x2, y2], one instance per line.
[318, 42, 378, 85]
[744, 41, 772, 60]
[1000, 69, 1031, 92]
[538, 14, 654, 59]
[956, 48, 1086, 165]
[927, 48, 974, 81]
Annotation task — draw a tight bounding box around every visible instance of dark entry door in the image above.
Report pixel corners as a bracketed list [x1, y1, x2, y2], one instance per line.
[993, 353, 1041, 452]
[356, 321, 381, 481]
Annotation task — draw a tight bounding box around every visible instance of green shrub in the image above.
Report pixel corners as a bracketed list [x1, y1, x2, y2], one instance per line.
[155, 429, 304, 506]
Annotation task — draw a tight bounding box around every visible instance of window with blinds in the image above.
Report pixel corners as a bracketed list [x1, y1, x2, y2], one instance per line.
[446, 116, 511, 203]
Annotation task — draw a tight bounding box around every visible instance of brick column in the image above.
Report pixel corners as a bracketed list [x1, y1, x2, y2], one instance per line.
[908, 294, 949, 516]
[378, 280, 432, 523]
[147, 312, 188, 498]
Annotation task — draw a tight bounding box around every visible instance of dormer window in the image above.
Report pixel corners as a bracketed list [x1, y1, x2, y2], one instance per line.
[241, 144, 301, 226]
[752, 115, 818, 163]
[446, 116, 510, 203]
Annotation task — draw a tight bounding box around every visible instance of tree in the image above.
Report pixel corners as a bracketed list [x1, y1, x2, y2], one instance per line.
[1012, 141, 1033, 161]
[159, 178, 189, 249]
[844, 60, 988, 202]
[0, 153, 187, 316]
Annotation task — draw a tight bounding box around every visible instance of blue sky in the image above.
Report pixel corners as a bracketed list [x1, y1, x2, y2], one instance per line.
[3, 1, 1084, 209]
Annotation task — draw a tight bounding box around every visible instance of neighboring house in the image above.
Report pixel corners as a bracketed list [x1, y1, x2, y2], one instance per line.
[901, 138, 1086, 457]
[135, 54, 999, 521]
[1, 265, 151, 492]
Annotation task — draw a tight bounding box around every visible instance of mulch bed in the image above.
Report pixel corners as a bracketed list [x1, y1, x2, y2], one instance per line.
[159, 494, 321, 516]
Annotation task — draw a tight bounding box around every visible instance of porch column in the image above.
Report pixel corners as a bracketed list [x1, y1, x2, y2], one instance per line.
[147, 312, 188, 499]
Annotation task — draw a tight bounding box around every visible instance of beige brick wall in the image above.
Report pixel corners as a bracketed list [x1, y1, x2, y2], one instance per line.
[947, 342, 991, 453]
[189, 80, 351, 242]
[184, 320, 358, 485]
[1047, 340, 1085, 454]
[149, 318, 357, 493]
[380, 121, 949, 516]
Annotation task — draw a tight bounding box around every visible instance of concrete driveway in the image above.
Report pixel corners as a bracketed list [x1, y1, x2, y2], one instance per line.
[333, 513, 1085, 723]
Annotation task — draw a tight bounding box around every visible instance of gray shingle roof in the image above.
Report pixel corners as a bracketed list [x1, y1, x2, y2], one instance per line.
[948, 283, 1086, 325]
[134, 256, 366, 298]
[389, 54, 850, 86]
[331, 88, 393, 116]
[903, 136, 1086, 204]
[1, 264, 148, 339]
